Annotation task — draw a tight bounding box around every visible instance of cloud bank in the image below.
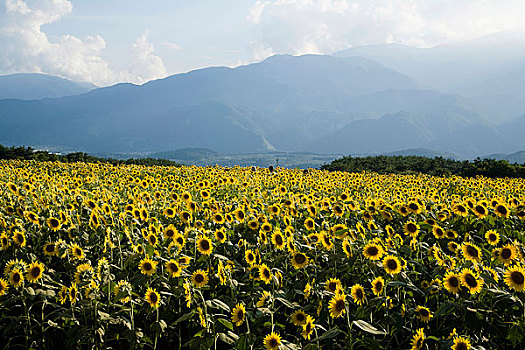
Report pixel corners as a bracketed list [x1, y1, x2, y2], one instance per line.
[248, 0, 525, 59]
[0, 0, 167, 85]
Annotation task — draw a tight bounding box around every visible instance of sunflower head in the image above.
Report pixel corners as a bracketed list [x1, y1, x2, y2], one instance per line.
[191, 269, 209, 288]
[231, 303, 246, 326]
[145, 287, 160, 308]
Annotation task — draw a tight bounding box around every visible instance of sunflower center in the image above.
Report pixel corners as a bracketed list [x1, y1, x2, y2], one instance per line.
[497, 206, 508, 215]
[456, 342, 468, 350]
[150, 293, 158, 303]
[248, 253, 254, 261]
[449, 277, 459, 288]
[407, 223, 417, 233]
[30, 267, 41, 278]
[269, 338, 278, 347]
[166, 230, 174, 237]
[356, 289, 363, 299]
[45, 245, 55, 252]
[375, 282, 383, 290]
[328, 282, 337, 292]
[200, 240, 210, 251]
[75, 248, 82, 256]
[367, 246, 379, 256]
[335, 299, 345, 312]
[489, 234, 497, 241]
[511, 271, 525, 285]
[464, 274, 478, 288]
[419, 308, 429, 317]
[263, 269, 270, 279]
[386, 259, 398, 270]
[296, 313, 305, 321]
[169, 263, 178, 272]
[275, 235, 283, 245]
[143, 263, 152, 271]
[237, 309, 244, 319]
[475, 205, 485, 214]
[466, 246, 479, 258]
[195, 274, 204, 283]
[295, 254, 306, 264]
[409, 203, 418, 210]
[501, 248, 512, 259]
[50, 219, 59, 227]
[13, 273, 21, 283]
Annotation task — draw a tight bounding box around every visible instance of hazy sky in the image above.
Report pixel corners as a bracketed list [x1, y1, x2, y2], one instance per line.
[2, 0, 525, 86]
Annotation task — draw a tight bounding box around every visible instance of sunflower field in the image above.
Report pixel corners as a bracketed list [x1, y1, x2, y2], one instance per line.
[1, 160, 525, 349]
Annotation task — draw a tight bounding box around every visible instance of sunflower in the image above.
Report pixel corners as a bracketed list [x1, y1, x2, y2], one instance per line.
[461, 243, 482, 263]
[415, 306, 433, 322]
[494, 204, 509, 218]
[9, 268, 24, 288]
[0, 232, 9, 249]
[0, 277, 8, 296]
[257, 291, 270, 307]
[145, 287, 160, 308]
[47, 217, 61, 231]
[212, 212, 225, 224]
[12, 231, 26, 247]
[271, 230, 286, 250]
[498, 244, 517, 265]
[43, 242, 57, 256]
[443, 271, 461, 294]
[138, 258, 158, 276]
[304, 217, 315, 230]
[26, 211, 39, 225]
[363, 242, 385, 260]
[383, 255, 402, 275]
[233, 208, 245, 222]
[290, 310, 307, 326]
[163, 224, 177, 240]
[485, 230, 500, 246]
[263, 332, 281, 350]
[301, 315, 315, 340]
[325, 278, 342, 294]
[26, 261, 44, 283]
[451, 336, 471, 350]
[192, 269, 209, 288]
[166, 259, 182, 278]
[214, 228, 227, 243]
[445, 230, 457, 239]
[328, 292, 347, 318]
[248, 220, 260, 230]
[452, 203, 469, 217]
[69, 283, 78, 304]
[432, 225, 445, 239]
[196, 236, 213, 255]
[410, 328, 425, 350]
[259, 264, 272, 284]
[473, 203, 488, 219]
[504, 265, 525, 292]
[58, 285, 68, 304]
[342, 238, 352, 257]
[407, 201, 422, 214]
[231, 303, 246, 326]
[460, 268, 484, 294]
[261, 222, 273, 232]
[401, 221, 418, 236]
[290, 251, 309, 269]
[70, 243, 85, 260]
[371, 276, 384, 296]
[349, 284, 365, 305]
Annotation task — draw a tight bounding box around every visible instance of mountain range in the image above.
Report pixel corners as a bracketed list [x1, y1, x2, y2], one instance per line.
[1, 33, 525, 159]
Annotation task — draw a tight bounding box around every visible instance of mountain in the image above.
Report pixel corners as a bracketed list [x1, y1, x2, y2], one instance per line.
[483, 151, 525, 164]
[0, 54, 422, 154]
[334, 33, 525, 124]
[0, 52, 521, 159]
[0, 73, 96, 100]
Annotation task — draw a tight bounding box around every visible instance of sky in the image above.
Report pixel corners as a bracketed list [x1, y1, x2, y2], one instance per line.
[2, 0, 525, 86]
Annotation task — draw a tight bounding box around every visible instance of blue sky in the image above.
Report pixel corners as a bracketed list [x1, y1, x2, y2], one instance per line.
[2, 0, 525, 86]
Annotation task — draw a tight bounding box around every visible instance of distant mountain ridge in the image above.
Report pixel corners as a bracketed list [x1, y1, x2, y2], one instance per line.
[0, 73, 96, 100]
[1, 49, 525, 159]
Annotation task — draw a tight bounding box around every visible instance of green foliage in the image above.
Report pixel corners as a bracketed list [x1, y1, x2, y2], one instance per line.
[322, 155, 525, 178]
[0, 144, 181, 167]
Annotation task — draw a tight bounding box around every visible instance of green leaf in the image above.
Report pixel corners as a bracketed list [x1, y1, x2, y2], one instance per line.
[352, 320, 387, 335]
[218, 332, 238, 345]
[173, 311, 194, 325]
[312, 327, 340, 342]
[218, 318, 234, 331]
[206, 299, 231, 312]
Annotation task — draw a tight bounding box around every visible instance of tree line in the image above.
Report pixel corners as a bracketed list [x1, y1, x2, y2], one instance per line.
[321, 155, 525, 178]
[0, 144, 181, 167]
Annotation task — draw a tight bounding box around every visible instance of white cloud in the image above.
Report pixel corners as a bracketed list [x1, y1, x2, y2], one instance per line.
[0, 0, 168, 85]
[247, 0, 525, 60]
[161, 42, 182, 51]
[123, 30, 167, 84]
